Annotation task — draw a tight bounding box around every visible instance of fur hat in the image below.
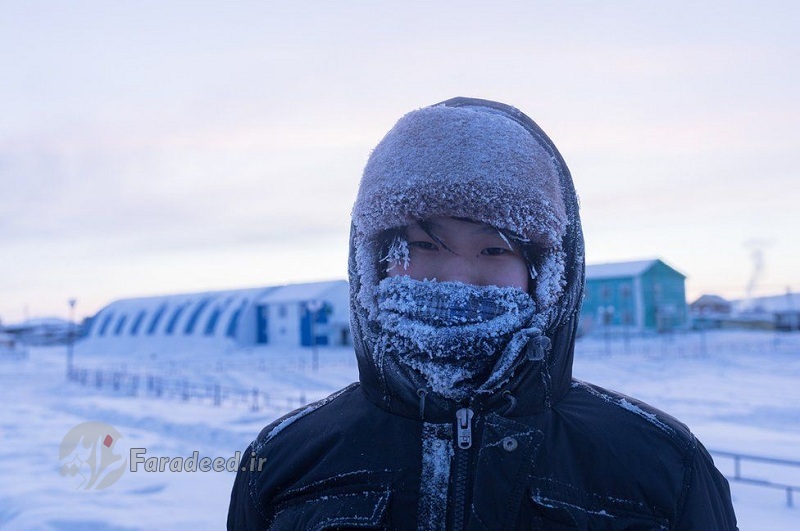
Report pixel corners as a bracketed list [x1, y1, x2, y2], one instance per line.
[351, 98, 571, 316]
[352, 103, 568, 247]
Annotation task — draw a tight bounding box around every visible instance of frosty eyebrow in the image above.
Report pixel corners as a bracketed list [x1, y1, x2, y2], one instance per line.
[415, 220, 454, 253]
[495, 229, 514, 250]
[470, 221, 518, 251]
[417, 218, 525, 254]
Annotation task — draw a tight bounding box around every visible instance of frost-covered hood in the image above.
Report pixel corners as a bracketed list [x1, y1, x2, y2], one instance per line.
[348, 97, 585, 421]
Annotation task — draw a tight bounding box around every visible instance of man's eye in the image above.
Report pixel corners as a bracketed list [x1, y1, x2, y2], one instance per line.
[482, 247, 512, 256]
[409, 241, 438, 251]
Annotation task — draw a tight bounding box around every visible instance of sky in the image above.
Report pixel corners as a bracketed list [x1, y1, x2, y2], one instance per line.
[1, 0, 798, 324]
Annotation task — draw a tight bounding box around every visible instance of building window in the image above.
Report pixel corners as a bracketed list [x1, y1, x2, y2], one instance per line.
[204, 298, 233, 336]
[147, 304, 168, 335]
[113, 315, 128, 336]
[598, 306, 615, 325]
[226, 300, 248, 338]
[278, 305, 287, 318]
[601, 284, 612, 301]
[165, 304, 188, 335]
[653, 283, 662, 298]
[97, 312, 114, 336]
[620, 284, 631, 298]
[204, 307, 223, 336]
[622, 311, 633, 325]
[184, 298, 211, 335]
[130, 310, 147, 336]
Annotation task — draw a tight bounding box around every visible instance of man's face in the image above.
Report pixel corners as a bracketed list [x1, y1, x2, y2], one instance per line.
[387, 217, 529, 291]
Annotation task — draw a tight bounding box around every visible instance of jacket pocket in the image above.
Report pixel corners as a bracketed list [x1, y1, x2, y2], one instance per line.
[269, 488, 390, 531]
[526, 490, 669, 531]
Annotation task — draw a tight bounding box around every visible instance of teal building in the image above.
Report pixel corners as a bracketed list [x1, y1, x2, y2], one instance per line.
[580, 259, 688, 334]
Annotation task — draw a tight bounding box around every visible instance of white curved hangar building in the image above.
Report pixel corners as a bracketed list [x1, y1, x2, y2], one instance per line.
[84, 280, 351, 353]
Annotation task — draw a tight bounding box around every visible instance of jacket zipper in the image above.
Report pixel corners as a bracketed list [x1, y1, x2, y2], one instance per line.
[456, 407, 474, 449]
[452, 407, 474, 530]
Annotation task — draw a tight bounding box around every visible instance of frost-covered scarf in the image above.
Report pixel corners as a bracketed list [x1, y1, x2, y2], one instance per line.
[376, 276, 538, 401]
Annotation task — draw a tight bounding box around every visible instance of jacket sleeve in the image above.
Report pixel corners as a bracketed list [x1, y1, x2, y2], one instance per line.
[227, 442, 270, 531]
[674, 440, 738, 530]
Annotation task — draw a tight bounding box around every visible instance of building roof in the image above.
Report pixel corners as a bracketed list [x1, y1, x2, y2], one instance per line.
[586, 259, 656, 280]
[88, 286, 274, 339]
[3, 317, 70, 333]
[258, 280, 348, 304]
[690, 294, 731, 306]
[734, 292, 799, 313]
[84, 280, 353, 344]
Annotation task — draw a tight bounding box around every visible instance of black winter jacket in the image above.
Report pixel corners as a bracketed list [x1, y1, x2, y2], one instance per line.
[228, 379, 736, 529]
[228, 98, 737, 530]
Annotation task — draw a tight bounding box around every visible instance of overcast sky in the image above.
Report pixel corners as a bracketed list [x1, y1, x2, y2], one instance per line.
[1, 1, 798, 323]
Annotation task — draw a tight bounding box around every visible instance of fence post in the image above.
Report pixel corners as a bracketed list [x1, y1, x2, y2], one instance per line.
[182, 379, 189, 401]
[734, 456, 741, 479]
[214, 384, 221, 406]
[788, 487, 794, 508]
[251, 388, 260, 412]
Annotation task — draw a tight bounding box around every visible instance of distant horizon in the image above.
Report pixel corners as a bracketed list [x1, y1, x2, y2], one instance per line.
[6, 260, 794, 326]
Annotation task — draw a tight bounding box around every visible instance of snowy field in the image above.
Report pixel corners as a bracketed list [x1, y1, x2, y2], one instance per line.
[0, 330, 798, 530]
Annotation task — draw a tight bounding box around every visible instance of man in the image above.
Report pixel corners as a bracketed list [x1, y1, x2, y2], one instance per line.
[228, 97, 737, 529]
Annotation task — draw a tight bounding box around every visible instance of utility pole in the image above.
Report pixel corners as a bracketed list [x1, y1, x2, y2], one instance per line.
[67, 298, 76, 380]
[306, 300, 323, 372]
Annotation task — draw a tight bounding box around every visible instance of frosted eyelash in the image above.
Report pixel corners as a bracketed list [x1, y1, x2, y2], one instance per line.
[382, 236, 411, 271]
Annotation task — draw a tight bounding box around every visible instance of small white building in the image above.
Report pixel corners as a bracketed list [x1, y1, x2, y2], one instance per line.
[736, 292, 800, 331]
[258, 281, 351, 347]
[0, 331, 27, 358]
[3, 317, 73, 346]
[83, 280, 351, 353]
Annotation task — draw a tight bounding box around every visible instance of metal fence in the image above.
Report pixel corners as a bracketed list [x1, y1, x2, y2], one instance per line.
[67, 365, 310, 413]
[710, 449, 800, 507]
[575, 331, 800, 358]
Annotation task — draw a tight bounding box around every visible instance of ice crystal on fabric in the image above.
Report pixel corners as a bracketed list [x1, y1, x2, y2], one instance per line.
[352, 105, 568, 247]
[419, 423, 453, 531]
[534, 249, 567, 309]
[375, 276, 538, 400]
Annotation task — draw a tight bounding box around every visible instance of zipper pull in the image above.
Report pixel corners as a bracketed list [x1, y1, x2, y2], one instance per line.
[456, 408, 474, 450]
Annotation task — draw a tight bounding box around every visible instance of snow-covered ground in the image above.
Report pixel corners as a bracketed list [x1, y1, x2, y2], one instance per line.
[0, 330, 798, 529]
